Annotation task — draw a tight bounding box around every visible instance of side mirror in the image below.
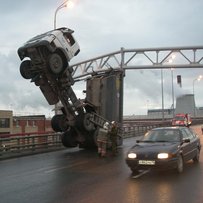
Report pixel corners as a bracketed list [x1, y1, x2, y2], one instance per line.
[183, 138, 190, 143]
[180, 138, 190, 145]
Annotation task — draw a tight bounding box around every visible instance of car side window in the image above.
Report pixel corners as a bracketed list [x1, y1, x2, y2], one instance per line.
[188, 128, 197, 139]
[182, 128, 194, 140]
[181, 130, 188, 140]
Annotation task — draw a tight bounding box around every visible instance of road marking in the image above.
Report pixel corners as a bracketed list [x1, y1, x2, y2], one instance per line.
[44, 160, 89, 173]
[132, 169, 150, 179]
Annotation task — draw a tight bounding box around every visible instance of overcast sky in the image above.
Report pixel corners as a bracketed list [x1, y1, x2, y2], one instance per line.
[0, 0, 203, 117]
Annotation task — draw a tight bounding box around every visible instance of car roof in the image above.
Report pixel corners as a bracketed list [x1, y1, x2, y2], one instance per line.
[151, 126, 186, 131]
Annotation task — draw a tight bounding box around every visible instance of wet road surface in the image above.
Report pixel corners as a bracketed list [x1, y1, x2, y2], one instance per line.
[0, 126, 203, 203]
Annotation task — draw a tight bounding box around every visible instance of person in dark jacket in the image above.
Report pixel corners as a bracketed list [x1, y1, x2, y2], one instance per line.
[109, 121, 118, 156]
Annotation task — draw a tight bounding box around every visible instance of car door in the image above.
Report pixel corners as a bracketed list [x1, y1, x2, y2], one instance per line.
[185, 128, 200, 157]
[180, 128, 196, 161]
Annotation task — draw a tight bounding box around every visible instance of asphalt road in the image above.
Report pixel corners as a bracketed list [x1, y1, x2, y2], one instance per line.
[1, 126, 203, 203]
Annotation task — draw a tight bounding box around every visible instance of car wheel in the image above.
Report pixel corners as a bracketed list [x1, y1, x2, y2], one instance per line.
[20, 60, 34, 79]
[177, 155, 184, 173]
[48, 53, 65, 75]
[193, 148, 200, 163]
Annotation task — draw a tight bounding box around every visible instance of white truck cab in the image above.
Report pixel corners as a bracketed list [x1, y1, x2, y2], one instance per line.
[18, 27, 80, 77]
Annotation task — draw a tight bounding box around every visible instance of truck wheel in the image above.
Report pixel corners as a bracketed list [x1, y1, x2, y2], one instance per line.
[83, 113, 95, 131]
[20, 60, 33, 79]
[61, 128, 78, 147]
[48, 53, 65, 75]
[51, 114, 69, 132]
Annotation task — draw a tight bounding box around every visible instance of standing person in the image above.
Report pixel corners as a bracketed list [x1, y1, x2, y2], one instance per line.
[110, 121, 118, 156]
[97, 122, 109, 157]
[185, 113, 189, 126]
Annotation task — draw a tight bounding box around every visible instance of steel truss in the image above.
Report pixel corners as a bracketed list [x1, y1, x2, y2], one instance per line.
[71, 46, 203, 80]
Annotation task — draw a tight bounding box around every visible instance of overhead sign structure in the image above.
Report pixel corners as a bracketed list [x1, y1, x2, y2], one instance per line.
[71, 46, 203, 80]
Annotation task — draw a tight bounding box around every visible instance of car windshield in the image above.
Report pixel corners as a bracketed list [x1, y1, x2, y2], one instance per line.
[142, 129, 181, 142]
[174, 116, 185, 121]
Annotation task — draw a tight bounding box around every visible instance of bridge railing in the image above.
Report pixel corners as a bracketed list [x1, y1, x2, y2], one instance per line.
[122, 123, 168, 138]
[0, 123, 169, 159]
[0, 132, 63, 159]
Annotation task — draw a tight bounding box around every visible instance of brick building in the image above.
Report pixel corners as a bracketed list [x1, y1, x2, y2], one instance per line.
[0, 110, 53, 135]
[0, 110, 13, 134]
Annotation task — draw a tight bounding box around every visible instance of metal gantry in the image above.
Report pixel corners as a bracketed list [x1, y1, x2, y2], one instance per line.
[71, 46, 203, 80]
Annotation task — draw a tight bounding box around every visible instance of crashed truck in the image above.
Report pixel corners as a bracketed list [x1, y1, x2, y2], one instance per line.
[17, 27, 124, 148]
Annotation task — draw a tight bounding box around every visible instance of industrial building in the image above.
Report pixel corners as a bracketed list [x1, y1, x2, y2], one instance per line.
[1, 93, 203, 135]
[148, 94, 203, 119]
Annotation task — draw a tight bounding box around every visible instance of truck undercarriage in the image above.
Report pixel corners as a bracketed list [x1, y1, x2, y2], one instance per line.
[17, 27, 123, 148]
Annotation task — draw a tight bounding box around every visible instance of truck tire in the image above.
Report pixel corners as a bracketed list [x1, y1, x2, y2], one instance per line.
[61, 128, 78, 147]
[20, 60, 34, 79]
[51, 114, 69, 132]
[48, 52, 66, 75]
[83, 113, 95, 131]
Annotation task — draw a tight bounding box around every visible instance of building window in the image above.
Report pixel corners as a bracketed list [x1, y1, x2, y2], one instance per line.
[16, 120, 19, 127]
[0, 118, 10, 128]
[32, 121, 36, 127]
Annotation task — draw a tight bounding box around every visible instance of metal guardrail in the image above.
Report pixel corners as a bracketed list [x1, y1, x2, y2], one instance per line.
[122, 123, 167, 138]
[0, 132, 63, 159]
[0, 123, 170, 159]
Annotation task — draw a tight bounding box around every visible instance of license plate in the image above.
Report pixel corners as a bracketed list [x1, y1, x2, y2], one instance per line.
[138, 160, 155, 165]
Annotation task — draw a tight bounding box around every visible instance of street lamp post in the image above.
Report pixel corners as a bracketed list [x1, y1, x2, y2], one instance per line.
[171, 68, 175, 118]
[193, 75, 202, 117]
[54, 0, 69, 115]
[169, 55, 176, 119]
[160, 54, 175, 121]
[54, 0, 68, 29]
[161, 69, 164, 121]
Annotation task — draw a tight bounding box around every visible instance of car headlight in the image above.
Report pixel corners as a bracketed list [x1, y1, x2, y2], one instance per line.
[157, 153, 169, 159]
[128, 153, 137, 159]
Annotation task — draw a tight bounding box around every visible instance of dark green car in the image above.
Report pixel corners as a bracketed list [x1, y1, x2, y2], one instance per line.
[126, 126, 201, 175]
